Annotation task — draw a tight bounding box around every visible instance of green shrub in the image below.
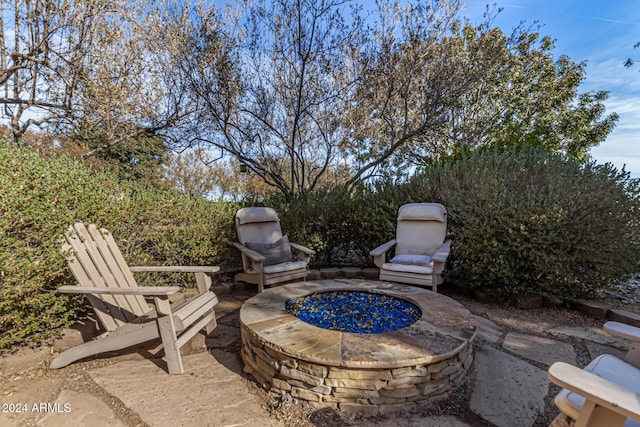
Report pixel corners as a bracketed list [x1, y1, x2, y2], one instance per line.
[4, 142, 640, 346]
[0, 145, 237, 348]
[109, 190, 238, 286]
[0, 146, 121, 347]
[267, 183, 411, 267]
[409, 146, 640, 302]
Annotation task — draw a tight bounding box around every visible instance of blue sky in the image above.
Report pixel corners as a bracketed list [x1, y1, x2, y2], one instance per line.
[462, 0, 640, 177]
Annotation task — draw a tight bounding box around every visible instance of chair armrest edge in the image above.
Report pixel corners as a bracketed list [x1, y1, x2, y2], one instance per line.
[432, 239, 452, 263]
[57, 285, 180, 296]
[232, 242, 266, 261]
[370, 239, 397, 257]
[548, 361, 640, 422]
[604, 321, 640, 343]
[129, 266, 220, 274]
[290, 242, 316, 255]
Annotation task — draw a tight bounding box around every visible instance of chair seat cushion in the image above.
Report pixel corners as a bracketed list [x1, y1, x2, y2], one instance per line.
[245, 236, 292, 266]
[389, 254, 433, 266]
[381, 262, 433, 274]
[555, 354, 640, 426]
[263, 260, 307, 274]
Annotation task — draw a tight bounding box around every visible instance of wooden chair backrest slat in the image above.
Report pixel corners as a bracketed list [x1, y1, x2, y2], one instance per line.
[65, 225, 133, 325]
[73, 223, 143, 321]
[62, 242, 121, 331]
[63, 223, 150, 330]
[86, 224, 148, 315]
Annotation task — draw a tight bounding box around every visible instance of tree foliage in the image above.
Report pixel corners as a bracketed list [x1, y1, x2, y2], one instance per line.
[0, 0, 620, 194]
[0, 0, 109, 143]
[160, 0, 617, 194]
[163, 149, 219, 198]
[88, 133, 170, 188]
[402, 23, 618, 165]
[343, 0, 474, 184]
[161, 0, 362, 196]
[0, 0, 188, 161]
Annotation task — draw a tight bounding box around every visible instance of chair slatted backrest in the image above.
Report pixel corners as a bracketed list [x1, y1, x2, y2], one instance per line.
[62, 223, 150, 331]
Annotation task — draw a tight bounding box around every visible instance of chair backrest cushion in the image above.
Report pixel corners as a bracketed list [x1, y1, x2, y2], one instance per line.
[245, 235, 293, 266]
[395, 203, 447, 255]
[235, 207, 284, 245]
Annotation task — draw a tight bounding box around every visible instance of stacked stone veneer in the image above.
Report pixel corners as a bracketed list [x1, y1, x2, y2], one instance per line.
[239, 279, 477, 416]
[241, 332, 473, 415]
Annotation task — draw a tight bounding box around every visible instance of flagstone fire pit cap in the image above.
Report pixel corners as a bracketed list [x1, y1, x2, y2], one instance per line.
[239, 279, 477, 369]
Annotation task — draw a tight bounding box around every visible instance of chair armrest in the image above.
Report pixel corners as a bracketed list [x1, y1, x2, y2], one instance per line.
[128, 266, 220, 295]
[604, 322, 640, 343]
[370, 239, 396, 268]
[57, 285, 180, 296]
[232, 242, 266, 261]
[605, 321, 640, 368]
[370, 239, 396, 257]
[290, 242, 314, 264]
[433, 240, 452, 263]
[290, 242, 315, 255]
[548, 361, 640, 424]
[128, 266, 220, 274]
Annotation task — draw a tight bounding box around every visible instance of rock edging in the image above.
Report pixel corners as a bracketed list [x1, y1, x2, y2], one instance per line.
[574, 300, 640, 327]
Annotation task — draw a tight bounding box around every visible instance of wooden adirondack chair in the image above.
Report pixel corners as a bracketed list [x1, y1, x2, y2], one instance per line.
[50, 223, 220, 374]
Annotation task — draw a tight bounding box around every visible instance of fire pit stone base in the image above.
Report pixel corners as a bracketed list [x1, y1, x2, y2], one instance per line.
[243, 336, 472, 414]
[239, 279, 477, 416]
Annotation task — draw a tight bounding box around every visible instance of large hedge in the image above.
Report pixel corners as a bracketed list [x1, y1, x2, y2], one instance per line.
[266, 146, 640, 303]
[266, 183, 411, 267]
[409, 147, 640, 302]
[0, 145, 236, 348]
[3, 144, 640, 347]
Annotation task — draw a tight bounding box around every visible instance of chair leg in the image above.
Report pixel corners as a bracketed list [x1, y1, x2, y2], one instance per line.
[258, 275, 264, 293]
[205, 316, 217, 335]
[193, 274, 217, 335]
[575, 400, 627, 427]
[157, 314, 184, 374]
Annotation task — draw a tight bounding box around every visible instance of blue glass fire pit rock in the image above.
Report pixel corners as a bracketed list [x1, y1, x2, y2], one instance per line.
[285, 291, 422, 333]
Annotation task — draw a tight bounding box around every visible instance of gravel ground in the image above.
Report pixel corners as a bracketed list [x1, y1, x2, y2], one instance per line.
[595, 274, 640, 313]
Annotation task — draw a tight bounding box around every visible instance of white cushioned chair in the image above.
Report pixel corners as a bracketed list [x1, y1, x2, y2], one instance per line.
[233, 207, 315, 293]
[548, 321, 640, 427]
[369, 203, 451, 292]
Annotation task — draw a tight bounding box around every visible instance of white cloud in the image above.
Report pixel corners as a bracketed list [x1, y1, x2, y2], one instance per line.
[590, 104, 640, 178]
[581, 57, 640, 178]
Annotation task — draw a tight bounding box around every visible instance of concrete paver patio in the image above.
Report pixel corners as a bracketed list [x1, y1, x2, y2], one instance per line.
[0, 281, 630, 427]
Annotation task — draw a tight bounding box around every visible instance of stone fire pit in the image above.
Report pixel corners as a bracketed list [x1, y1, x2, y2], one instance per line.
[240, 279, 477, 416]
